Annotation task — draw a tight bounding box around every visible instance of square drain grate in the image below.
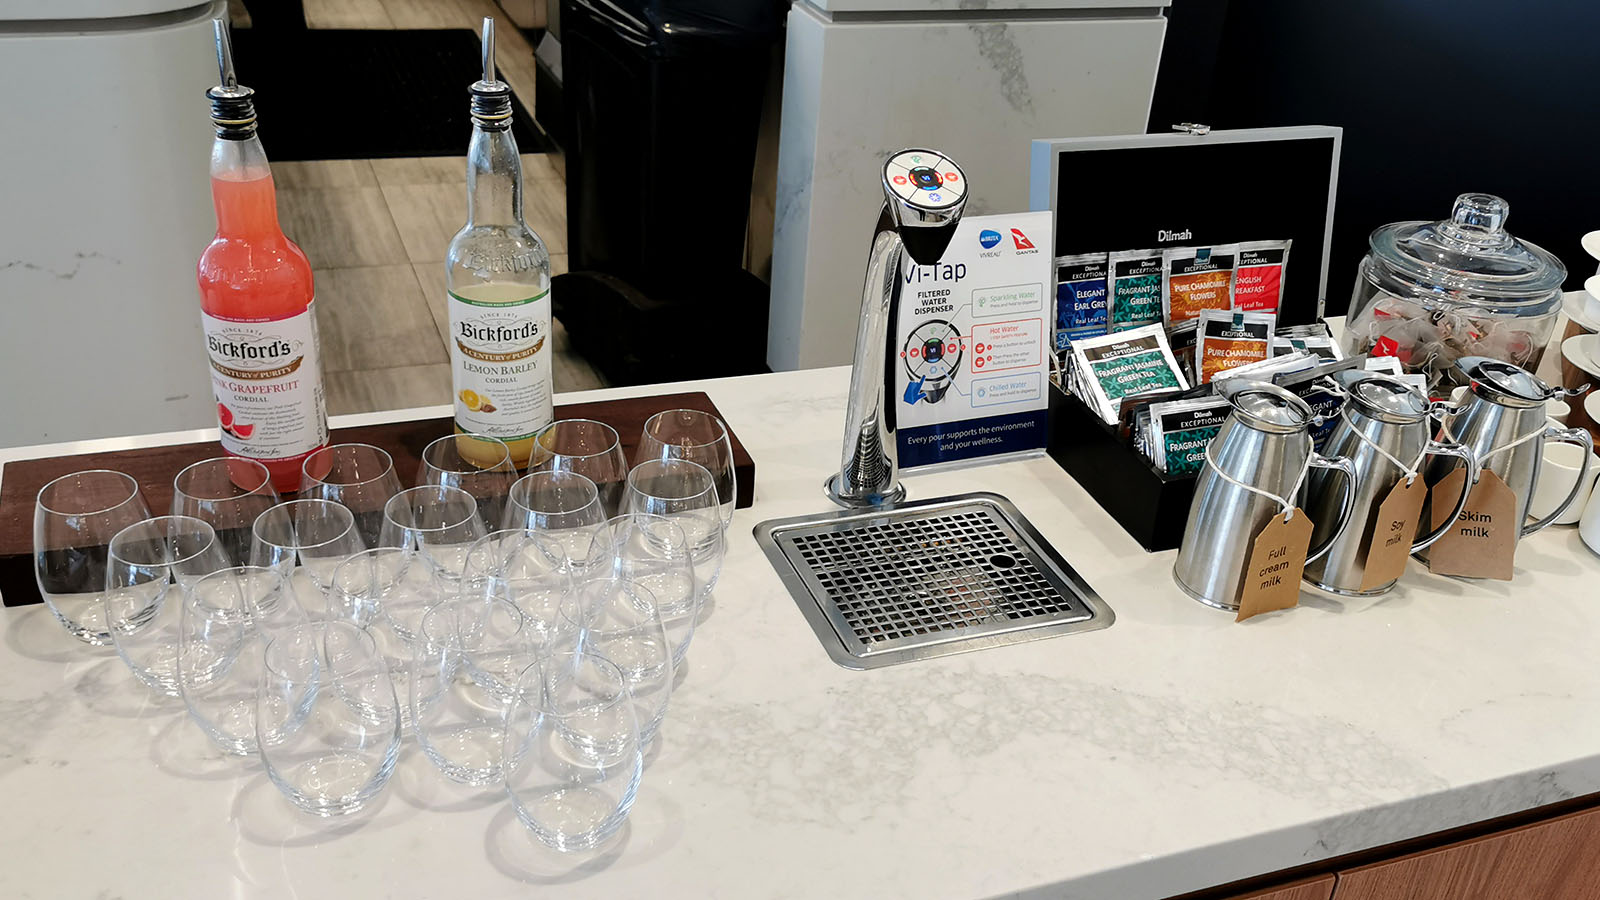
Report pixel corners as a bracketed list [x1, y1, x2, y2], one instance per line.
[756, 493, 1112, 669]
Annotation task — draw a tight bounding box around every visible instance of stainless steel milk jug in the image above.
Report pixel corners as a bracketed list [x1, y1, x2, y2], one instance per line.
[1303, 376, 1477, 595]
[1423, 357, 1593, 541]
[1174, 383, 1359, 611]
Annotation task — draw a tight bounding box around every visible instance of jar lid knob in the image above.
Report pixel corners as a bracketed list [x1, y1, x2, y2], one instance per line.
[1444, 193, 1511, 245]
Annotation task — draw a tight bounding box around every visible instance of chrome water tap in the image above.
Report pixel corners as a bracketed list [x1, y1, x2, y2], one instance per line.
[826, 149, 968, 508]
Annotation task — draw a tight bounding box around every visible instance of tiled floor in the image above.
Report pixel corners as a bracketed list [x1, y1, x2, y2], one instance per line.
[238, 0, 604, 416]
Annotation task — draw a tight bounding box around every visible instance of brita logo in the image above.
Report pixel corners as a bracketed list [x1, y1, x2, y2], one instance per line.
[978, 230, 1002, 249]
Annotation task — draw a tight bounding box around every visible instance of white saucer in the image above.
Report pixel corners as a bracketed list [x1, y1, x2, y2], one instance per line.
[1587, 390, 1600, 425]
[1566, 287, 1600, 333]
[1563, 333, 1600, 379]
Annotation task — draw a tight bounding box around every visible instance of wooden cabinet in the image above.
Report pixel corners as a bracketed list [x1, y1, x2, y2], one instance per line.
[1332, 805, 1600, 900]
[1223, 875, 1335, 900]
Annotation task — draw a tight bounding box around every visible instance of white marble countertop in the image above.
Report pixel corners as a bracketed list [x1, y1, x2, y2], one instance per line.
[4, 366, 1600, 900]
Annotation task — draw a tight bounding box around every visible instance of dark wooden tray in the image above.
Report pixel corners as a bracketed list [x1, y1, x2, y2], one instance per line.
[0, 392, 754, 607]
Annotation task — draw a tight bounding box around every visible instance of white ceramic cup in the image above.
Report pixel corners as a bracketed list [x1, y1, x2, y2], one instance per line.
[1583, 231, 1600, 276]
[1548, 398, 1571, 425]
[1528, 441, 1600, 526]
[1580, 482, 1600, 556]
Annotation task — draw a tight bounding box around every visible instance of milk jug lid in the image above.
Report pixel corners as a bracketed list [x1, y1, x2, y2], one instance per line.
[1458, 356, 1553, 405]
[1348, 376, 1430, 424]
[1229, 383, 1313, 433]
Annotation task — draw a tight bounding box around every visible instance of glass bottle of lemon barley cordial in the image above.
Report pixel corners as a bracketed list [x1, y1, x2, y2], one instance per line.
[446, 18, 553, 470]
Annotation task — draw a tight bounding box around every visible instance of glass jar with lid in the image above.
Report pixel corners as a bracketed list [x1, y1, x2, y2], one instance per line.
[1341, 193, 1566, 395]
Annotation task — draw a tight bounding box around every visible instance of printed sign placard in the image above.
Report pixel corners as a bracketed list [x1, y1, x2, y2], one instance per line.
[895, 212, 1054, 469]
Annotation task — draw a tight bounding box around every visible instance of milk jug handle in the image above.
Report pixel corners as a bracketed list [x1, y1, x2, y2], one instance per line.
[1522, 426, 1595, 537]
[1410, 442, 1478, 552]
[1304, 454, 1359, 565]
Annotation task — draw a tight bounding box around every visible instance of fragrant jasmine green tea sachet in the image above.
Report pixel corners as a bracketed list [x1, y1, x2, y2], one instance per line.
[1068, 324, 1189, 423]
[1107, 250, 1164, 333]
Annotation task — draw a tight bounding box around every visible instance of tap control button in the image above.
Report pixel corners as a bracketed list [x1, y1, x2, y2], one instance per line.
[885, 149, 965, 209]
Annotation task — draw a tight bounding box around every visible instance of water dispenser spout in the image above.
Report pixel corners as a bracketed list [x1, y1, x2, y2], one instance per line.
[826, 149, 968, 508]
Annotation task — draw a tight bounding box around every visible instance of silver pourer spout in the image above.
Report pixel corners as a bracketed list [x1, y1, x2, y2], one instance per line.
[826, 149, 968, 508]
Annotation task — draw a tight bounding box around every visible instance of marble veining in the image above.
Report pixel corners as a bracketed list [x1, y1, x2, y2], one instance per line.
[3, 366, 1600, 899]
[968, 23, 1035, 116]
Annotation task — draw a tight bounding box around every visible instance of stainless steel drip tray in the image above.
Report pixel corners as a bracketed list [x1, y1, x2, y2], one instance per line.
[754, 492, 1113, 669]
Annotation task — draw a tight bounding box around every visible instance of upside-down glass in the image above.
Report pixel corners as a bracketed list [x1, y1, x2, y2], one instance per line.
[634, 408, 737, 528]
[533, 419, 629, 516]
[250, 500, 366, 616]
[417, 433, 517, 532]
[328, 547, 449, 731]
[504, 470, 605, 565]
[562, 578, 673, 744]
[585, 515, 701, 666]
[299, 443, 404, 547]
[104, 516, 230, 694]
[177, 565, 305, 755]
[461, 530, 574, 653]
[172, 457, 280, 567]
[503, 650, 642, 850]
[257, 622, 401, 816]
[34, 469, 152, 644]
[379, 485, 486, 585]
[412, 597, 532, 785]
[622, 458, 726, 595]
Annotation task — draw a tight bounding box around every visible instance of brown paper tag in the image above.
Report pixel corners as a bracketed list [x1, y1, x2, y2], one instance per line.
[1358, 477, 1427, 592]
[1236, 507, 1313, 622]
[1425, 469, 1517, 581]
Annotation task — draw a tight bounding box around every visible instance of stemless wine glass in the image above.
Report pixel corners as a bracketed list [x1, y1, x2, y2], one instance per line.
[585, 515, 701, 666]
[328, 547, 449, 732]
[562, 578, 673, 744]
[257, 621, 401, 817]
[379, 485, 486, 585]
[461, 530, 574, 653]
[504, 470, 606, 564]
[412, 596, 532, 786]
[634, 409, 737, 527]
[34, 469, 152, 644]
[104, 516, 230, 694]
[622, 458, 726, 595]
[533, 420, 629, 516]
[299, 444, 403, 547]
[503, 650, 643, 851]
[172, 457, 280, 566]
[417, 434, 517, 532]
[177, 565, 304, 755]
[251, 500, 366, 616]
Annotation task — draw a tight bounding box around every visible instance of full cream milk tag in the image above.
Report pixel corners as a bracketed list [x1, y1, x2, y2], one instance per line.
[1425, 469, 1517, 581]
[1236, 508, 1313, 623]
[1358, 477, 1427, 593]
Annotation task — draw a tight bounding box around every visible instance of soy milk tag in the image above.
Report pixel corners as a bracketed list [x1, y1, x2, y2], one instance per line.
[1425, 469, 1516, 580]
[1358, 477, 1426, 592]
[1236, 509, 1312, 623]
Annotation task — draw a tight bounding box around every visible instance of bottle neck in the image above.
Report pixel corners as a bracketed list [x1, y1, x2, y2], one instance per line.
[466, 125, 524, 226]
[210, 135, 281, 237]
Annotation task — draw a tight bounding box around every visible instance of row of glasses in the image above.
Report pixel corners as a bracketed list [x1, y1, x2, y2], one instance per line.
[30, 408, 735, 832]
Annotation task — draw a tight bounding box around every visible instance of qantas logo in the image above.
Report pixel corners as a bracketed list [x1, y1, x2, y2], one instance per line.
[1010, 229, 1035, 250]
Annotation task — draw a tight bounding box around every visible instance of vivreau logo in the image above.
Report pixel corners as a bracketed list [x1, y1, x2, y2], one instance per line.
[208, 334, 293, 362]
[978, 229, 1003, 250]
